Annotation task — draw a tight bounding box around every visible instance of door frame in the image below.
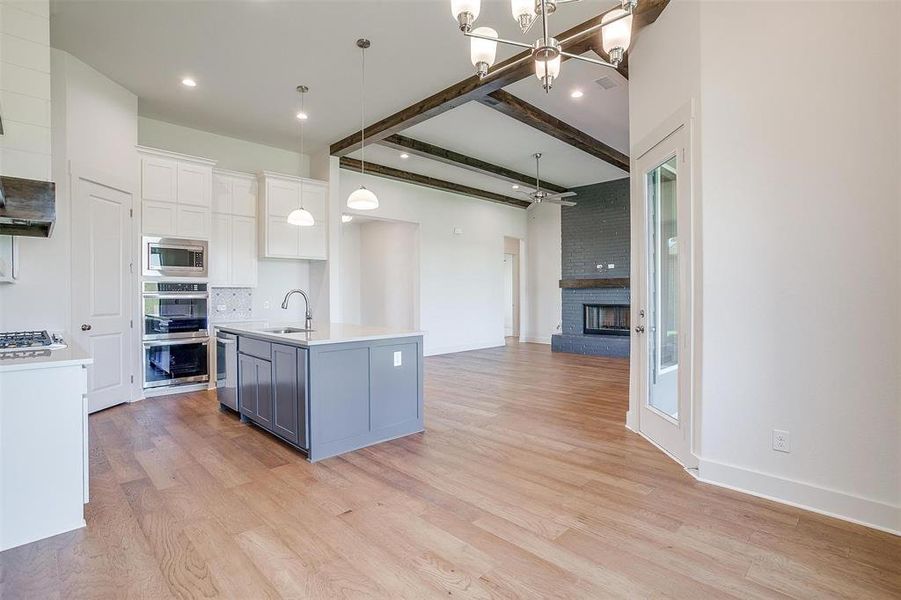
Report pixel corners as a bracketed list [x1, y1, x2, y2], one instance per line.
[627, 102, 702, 469]
[68, 161, 140, 407]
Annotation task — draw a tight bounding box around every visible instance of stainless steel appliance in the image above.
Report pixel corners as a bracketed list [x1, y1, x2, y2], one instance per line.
[143, 281, 209, 340]
[142, 281, 210, 390]
[142, 236, 208, 278]
[0, 330, 67, 359]
[142, 338, 209, 389]
[216, 331, 238, 411]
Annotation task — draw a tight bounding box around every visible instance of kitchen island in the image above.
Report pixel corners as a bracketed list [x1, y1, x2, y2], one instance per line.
[216, 323, 424, 462]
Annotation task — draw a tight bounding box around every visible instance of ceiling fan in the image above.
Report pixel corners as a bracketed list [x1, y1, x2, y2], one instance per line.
[517, 153, 577, 206]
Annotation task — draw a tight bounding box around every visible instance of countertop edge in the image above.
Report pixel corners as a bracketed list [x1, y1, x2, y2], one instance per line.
[216, 324, 424, 347]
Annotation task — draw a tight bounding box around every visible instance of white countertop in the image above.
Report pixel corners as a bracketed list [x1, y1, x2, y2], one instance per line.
[0, 337, 93, 373]
[215, 322, 424, 347]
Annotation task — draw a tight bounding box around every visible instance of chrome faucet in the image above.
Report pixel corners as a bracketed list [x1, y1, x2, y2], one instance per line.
[281, 289, 313, 330]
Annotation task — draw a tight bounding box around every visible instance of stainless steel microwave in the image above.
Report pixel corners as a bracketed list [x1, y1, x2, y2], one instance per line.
[142, 236, 208, 278]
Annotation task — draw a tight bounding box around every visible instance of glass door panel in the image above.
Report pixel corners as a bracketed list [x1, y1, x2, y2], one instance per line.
[647, 156, 679, 420]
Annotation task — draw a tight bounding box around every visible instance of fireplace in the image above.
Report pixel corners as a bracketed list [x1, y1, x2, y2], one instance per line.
[583, 304, 630, 336]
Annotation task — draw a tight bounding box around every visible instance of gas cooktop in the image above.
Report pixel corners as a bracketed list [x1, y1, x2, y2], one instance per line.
[0, 330, 67, 352]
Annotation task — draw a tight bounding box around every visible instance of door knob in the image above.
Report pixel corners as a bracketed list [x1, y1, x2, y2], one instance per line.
[634, 325, 645, 333]
[81, 324, 92, 331]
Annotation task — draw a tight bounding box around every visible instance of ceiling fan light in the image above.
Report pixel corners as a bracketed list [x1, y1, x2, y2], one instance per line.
[601, 8, 633, 58]
[347, 186, 379, 210]
[287, 207, 315, 227]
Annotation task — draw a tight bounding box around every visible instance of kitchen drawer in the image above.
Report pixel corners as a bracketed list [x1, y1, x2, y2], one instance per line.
[238, 336, 271, 360]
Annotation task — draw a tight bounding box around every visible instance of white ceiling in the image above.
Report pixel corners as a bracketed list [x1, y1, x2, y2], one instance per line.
[50, 1, 630, 201]
[49, 0, 623, 155]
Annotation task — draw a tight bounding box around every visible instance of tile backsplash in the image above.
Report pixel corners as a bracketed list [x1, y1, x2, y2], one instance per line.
[210, 287, 253, 322]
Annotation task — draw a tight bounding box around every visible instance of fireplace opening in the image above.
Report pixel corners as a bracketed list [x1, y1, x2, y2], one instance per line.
[584, 304, 630, 336]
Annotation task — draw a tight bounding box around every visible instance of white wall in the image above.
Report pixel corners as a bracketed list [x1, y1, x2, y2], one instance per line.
[0, 48, 138, 332]
[0, 0, 52, 329]
[340, 220, 361, 324]
[359, 220, 419, 330]
[136, 118, 317, 323]
[138, 117, 308, 176]
[339, 171, 528, 355]
[523, 203, 561, 344]
[630, 0, 901, 532]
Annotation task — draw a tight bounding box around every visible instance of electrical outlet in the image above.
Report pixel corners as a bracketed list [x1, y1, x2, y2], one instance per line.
[773, 429, 791, 453]
[393, 351, 402, 367]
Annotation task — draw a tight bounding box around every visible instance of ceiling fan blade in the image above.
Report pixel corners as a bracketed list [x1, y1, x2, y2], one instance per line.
[546, 191, 577, 199]
[547, 198, 577, 207]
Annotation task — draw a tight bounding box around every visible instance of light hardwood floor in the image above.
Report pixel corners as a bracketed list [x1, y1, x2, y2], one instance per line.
[1, 341, 899, 599]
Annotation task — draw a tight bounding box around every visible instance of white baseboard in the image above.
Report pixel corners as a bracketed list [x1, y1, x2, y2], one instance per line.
[521, 336, 551, 344]
[698, 458, 901, 536]
[625, 409, 638, 432]
[425, 339, 506, 356]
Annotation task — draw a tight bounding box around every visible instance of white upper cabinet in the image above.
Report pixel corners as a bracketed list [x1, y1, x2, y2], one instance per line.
[210, 170, 258, 287]
[258, 171, 328, 260]
[138, 147, 215, 239]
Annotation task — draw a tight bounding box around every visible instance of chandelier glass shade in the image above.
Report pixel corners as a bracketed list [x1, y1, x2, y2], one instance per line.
[452, 0, 637, 91]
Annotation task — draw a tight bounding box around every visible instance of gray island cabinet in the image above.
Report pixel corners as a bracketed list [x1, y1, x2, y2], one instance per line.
[218, 323, 424, 462]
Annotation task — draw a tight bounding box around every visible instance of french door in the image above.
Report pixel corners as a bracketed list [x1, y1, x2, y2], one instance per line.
[634, 125, 694, 466]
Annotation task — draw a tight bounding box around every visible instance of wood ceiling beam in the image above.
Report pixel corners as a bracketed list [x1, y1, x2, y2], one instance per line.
[477, 89, 630, 172]
[329, 1, 669, 157]
[339, 157, 531, 210]
[378, 134, 568, 194]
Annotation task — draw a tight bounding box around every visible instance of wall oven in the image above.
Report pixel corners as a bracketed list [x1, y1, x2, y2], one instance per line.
[142, 281, 210, 390]
[143, 236, 208, 278]
[143, 282, 209, 340]
[143, 338, 210, 389]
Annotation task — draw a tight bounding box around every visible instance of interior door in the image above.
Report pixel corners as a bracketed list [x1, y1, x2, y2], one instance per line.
[71, 176, 134, 413]
[635, 125, 694, 466]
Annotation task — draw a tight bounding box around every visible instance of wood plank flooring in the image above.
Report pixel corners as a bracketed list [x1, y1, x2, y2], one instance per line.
[2, 341, 899, 599]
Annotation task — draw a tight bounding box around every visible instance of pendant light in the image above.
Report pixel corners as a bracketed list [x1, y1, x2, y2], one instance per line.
[287, 85, 315, 227]
[346, 38, 379, 211]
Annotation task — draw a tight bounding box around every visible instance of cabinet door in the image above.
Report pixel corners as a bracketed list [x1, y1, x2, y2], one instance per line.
[176, 205, 210, 239]
[271, 344, 299, 444]
[209, 214, 231, 285]
[266, 217, 299, 258]
[142, 200, 177, 236]
[298, 224, 327, 260]
[230, 216, 257, 287]
[177, 163, 211, 207]
[254, 357, 273, 428]
[232, 178, 256, 217]
[238, 353, 257, 418]
[142, 156, 177, 203]
[266, 179, 299, 218]
[212, 175, 232, 214]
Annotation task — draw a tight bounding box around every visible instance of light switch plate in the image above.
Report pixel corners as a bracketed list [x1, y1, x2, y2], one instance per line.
[393, 351, 402, 367]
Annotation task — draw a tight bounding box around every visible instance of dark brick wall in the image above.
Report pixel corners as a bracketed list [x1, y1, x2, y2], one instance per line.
[553, 177, 631, 357]
[561, 178, 631, 279]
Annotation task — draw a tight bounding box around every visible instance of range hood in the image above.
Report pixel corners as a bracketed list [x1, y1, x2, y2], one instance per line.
[0, 176, 56, 237]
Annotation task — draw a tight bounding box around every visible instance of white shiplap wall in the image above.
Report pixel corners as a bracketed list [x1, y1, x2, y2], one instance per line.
[0, 0, 51, 181]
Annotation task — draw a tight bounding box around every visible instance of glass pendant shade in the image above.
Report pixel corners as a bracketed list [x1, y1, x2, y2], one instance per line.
[347, 186, 379, 210]
[535, 55, 561, 80]
[451, 0, 480, 20]
[510, 0, 533, 20]
[470, 27, 498, 67]
[601, 9, 633, 53]
[287, 207, 315, 227]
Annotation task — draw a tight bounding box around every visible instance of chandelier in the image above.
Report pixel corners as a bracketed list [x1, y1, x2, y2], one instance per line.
[451, 0, 637, 92]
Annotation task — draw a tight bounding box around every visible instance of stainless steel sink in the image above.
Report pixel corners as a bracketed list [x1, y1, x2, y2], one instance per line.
[261, 327, 313, 334]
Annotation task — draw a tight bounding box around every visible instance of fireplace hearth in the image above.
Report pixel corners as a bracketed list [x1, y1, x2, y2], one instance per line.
[583, 304, 630, 336]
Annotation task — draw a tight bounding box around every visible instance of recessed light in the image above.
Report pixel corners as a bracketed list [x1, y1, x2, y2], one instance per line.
[341, 214, 354, 223]
[182, 77, 197, 88]
[512, 184, 520, 189]
[570, 89, 583, 98]
[296, 111, 309, 120]
[400, 153, 409, 159]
